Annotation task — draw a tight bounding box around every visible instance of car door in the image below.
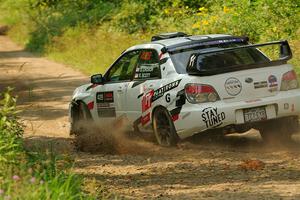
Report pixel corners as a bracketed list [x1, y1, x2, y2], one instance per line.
[126, 49, 161, 128]
[92, 50, 140, 121]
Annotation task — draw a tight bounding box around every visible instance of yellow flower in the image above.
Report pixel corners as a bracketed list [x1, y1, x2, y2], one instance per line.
[223, 6, 231, 13]
[211, 16, 218, 21]
[164, 8, 170, 14]
[199, 7, 208, 12]
[192, 23, 201, 29]
[202, 20, 209, 26]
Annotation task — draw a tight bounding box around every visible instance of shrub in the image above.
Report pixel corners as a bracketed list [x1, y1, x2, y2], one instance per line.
[0, 87, 23, 166]
[0, 89, 98, 199]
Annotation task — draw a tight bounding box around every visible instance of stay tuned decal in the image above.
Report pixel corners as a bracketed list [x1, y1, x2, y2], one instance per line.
[202, 107, 225, 128]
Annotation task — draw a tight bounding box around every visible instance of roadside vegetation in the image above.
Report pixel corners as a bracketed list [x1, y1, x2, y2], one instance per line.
[0, 88, 101, 199]
[0, 0, 300, 74]
[0, 0, 299, 76]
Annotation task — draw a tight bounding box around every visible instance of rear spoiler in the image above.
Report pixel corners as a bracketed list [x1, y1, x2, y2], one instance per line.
[185, 40, 292, 76]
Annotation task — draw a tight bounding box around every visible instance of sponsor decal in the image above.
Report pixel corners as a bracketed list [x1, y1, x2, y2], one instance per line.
[97, 107, 116, 118]
[105, 92, 113, 101]
[152, 79, 181, 102]
[254, 81, 268, 89]
[267, 75, 278, 92]
[223, 96, 235, 100]
[97, 93, 104, 102]
[188, 54, 197, 68]
[137, 80, 182, 126]
[245, 77, 253, 83]
[245, 99, 261, 103]
[135, 63, 159, 79]
[96, 92, 115, 117]
[284, 103, 289, 110]
[140, 90, 154, 125]
[96, 92, 114, 103]
[142, 90, 154, 112]
[202, 107, 225, 128]
[224, 77, 242, 96]
[135, 73, 151, 79]
[97, 102, 110, 108]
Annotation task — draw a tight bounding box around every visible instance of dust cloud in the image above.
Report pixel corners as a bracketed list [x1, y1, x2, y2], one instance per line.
[73, 117, 160, 155]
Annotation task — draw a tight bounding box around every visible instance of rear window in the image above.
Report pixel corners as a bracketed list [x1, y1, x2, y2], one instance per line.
[170, 43, 269, 74]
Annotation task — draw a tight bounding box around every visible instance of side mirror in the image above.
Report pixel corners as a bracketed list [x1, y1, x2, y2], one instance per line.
[91, 74, 103, 84]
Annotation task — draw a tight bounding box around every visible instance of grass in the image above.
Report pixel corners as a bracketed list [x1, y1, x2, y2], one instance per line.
[46, 26, 149, 75]
[0, 89, 101, 199]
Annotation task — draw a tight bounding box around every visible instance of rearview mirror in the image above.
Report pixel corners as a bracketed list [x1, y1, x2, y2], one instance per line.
[91, 74, 103, 84]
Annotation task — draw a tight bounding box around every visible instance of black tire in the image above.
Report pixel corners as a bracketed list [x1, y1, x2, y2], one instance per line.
[259, 117, 298, 144]
[72, 102, 91, 151]
[152, 107, 179, 147]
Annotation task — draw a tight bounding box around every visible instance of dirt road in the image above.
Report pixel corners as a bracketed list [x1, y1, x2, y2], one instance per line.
[1, 35, 300, 200]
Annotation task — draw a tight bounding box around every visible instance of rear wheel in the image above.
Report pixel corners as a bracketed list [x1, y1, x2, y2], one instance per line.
[152, 107, 179, 147]
[259, 117, 298, 144]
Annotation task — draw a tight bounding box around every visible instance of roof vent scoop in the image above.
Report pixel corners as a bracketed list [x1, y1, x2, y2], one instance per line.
[151, 32, 188, 41]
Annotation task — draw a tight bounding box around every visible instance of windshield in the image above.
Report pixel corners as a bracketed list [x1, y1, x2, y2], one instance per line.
[170, 43, 269, 74]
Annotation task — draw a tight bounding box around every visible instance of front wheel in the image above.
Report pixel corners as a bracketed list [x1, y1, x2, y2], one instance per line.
[152, 107, 179, 147]
[71, 102, 91, 151]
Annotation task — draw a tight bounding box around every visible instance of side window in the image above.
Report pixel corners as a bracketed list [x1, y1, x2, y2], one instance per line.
[106, 50, 140, 82]
[134, 49, 160, 80]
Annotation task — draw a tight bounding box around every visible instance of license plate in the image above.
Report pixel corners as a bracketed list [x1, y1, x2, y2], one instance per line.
[243, 106, 267, 122]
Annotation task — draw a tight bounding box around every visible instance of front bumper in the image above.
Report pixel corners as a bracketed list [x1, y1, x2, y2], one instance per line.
[175, 89, 300, 139]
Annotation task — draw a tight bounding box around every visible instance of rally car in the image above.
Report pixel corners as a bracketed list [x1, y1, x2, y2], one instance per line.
[69, 32, 300, 146]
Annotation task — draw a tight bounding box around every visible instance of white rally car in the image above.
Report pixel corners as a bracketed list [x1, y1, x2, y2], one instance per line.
[69, 32, 300, 146]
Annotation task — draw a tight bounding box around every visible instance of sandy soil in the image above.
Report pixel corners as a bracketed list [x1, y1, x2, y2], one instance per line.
[1, 35, 300, 200]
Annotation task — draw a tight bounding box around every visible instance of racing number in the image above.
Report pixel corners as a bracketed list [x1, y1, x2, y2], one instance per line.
[140, 51, 152, 61]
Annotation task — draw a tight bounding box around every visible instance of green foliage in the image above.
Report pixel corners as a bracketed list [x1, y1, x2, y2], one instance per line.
[0, 87, 23, 166]
[1, 154, 96, 200]
[0, 89, 98, 199]
[0, 0, 299, 74]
